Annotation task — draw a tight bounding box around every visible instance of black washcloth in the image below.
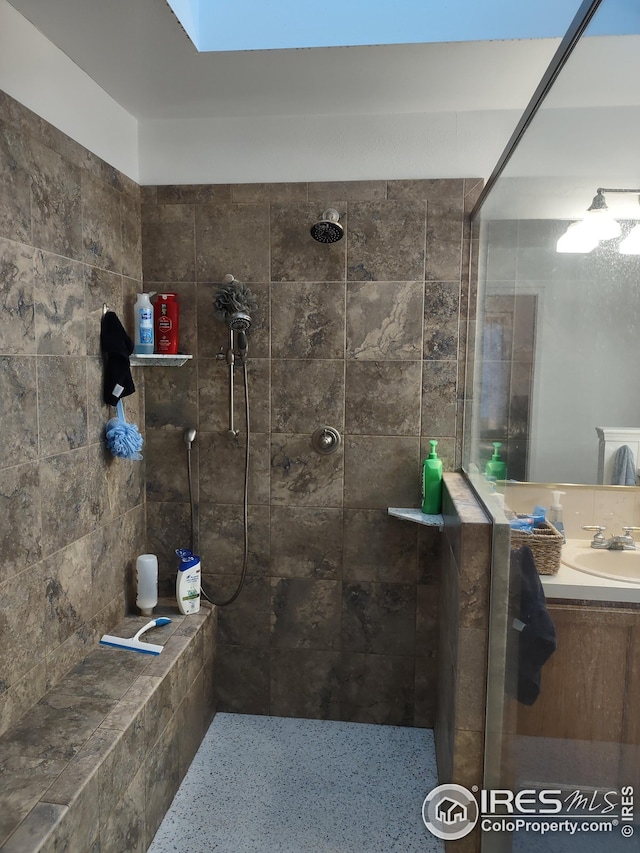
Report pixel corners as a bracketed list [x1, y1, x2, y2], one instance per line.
[510, 544, 557, 706]
[101, 311, 135, 406]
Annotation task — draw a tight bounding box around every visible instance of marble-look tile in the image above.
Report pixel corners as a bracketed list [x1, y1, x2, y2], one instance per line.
[37, 356, 88, 454]
[0, 563, 46, 699]
[196, 203, 270, 283]
[347, 200, 426, 282]
[416, 585, 440, 654]
[157, 184, 232, 204]
[309, 181, 386, 201]
[40, 447, 102, 555]
[270, 506, 343, 579]
[421, 360, 458, 436]
[0, 120, 31, 244]
[270, 649, 342, 719]
[145, 502, 191, 591]
[178, 669, 207, 780]
[214, 644, 270, 715]
[340, 652, 414, 725]
[87, 355, 110, 444]
[271, 433, 344, 507]
[270, 578, 342, 650]
[232, 182, 307, 203]
[346, 280, 423, 360]
[34, 251, 85, 355]
[342, 582, 416, 655]
[418, 524, 443, 584]
[144, 429, 193, 503]
[343, 435, 420, 509]
[100, 765, 145, 853]
[345, 360, 421, 435]
[3, 691, 116, 762]
[82, 172, 123, 273]
[0, 661, 47, 738]
[0, 748, 68, 845]
[198, 356, 270, 434]
[0, 791, 65, 852]
[270, 202, 346, 282]
[425, 238, 462, 282]
[141, 204, 195, 282]
[199, 503, 270, 577]
[199, 431, 270, 505]
[85, 267, 124, 356]
[455, 628, 488, 733]
[414, 655, 438, 728]
[271, 359, 344, 434]
[144, 360, 198, 429]
[452, 728, 484, 790]
[88, 517, 130, 618]
[30, 137, 82, 260]
[0, 236, 35, 355]
[387, 178, 464, 204]
[0, 356, 38, 467]
[342, 509, 417, 583]
[120, 190, 142, 281]
[271, 281, 345, 359]
[196, 280, 270, 359]
[0, 462, 41, 585]
[42, 536, 93, 648]
[98, 718, 146, 829]
[47, 647, 149, 703]
[423, 281, 460, 360]
[216, 576, 270, 647]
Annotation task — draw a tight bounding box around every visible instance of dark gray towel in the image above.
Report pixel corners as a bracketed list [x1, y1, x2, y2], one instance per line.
[611, 444, 636, 486]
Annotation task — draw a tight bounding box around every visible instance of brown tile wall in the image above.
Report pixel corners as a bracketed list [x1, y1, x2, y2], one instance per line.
[142, 178, 483, 726]
[0, 91, 146, 735]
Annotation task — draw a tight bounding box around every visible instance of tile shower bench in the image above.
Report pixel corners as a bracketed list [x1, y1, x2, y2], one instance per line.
[0, 602, 217, 853]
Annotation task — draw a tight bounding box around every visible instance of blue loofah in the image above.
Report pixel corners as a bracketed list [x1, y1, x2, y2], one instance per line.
[105, 399, 143, 460]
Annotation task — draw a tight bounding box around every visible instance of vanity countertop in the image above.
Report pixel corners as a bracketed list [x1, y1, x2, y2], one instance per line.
[541, 560, 640, 604]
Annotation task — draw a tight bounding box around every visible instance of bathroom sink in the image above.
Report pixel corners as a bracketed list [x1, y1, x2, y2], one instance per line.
[561, 539, 640, 584]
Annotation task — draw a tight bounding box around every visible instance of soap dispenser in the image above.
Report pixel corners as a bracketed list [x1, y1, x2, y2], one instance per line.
[421, 440, 443, 514]
[549, 490, 566, 543]
[485, 442, 507, 482]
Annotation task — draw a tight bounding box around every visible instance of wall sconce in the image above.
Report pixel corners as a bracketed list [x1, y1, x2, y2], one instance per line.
[556, 187, 640, 254]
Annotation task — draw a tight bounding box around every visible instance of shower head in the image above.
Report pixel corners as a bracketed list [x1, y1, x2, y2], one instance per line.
[214, 277, 257, 332]
[311, 209, 344, 244]
[227, 311, 252, 332]
[184, 427, 197, 449]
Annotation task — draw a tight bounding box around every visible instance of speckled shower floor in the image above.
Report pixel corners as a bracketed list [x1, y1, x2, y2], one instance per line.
[148, 713, 444, 853]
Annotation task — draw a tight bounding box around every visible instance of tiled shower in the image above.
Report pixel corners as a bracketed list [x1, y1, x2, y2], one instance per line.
[141, 178, 481, 726]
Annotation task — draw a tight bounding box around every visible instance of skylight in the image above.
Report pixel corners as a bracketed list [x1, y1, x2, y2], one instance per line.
[166, 0, 639, 53]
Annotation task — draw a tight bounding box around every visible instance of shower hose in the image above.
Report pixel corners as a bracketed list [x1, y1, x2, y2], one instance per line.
[186, 360, 250, 607]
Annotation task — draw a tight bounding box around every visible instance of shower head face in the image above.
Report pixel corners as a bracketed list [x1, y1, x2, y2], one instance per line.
[311, 208, 344, 244]
[227, 311, 252, 332]
[184, 427, 197, 448]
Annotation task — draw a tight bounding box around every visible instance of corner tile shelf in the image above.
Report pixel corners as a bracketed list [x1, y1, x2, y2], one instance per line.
[387, 507, 444, 530]
[130, 354, 193, 367]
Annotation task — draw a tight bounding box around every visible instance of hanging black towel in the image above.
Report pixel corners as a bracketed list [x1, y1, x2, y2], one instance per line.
[101, 311, 135, 406]
[510, 544, 557, 705]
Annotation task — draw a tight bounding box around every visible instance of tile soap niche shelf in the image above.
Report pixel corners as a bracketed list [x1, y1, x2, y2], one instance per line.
[130, 354, 193, 367]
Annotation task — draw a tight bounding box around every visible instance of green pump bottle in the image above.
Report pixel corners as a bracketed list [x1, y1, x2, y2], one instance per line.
[421, 440, 443, 514]
[485, 442, 507, 482]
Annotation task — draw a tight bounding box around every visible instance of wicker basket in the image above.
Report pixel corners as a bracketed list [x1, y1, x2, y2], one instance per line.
[510, 519, 563, 575]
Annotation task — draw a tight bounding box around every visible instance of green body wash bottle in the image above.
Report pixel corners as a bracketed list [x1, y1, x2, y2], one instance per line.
[485, 441, 507, 482]
[422, 440, 443, 514]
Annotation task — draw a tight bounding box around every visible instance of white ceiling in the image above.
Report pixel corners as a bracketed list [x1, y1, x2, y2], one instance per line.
[6, 0, 561, 121]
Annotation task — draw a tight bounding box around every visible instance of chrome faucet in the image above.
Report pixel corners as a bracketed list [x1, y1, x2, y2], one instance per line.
[582, 525, 640, 550]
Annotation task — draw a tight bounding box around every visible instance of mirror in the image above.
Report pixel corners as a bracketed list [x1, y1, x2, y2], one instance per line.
[465, 0, 640, 486]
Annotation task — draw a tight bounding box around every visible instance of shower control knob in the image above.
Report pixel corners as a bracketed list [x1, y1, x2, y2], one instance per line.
[311, 426, 342, 455]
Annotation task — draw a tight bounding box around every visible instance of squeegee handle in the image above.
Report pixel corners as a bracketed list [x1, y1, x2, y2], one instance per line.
[132, 617, 172, 642]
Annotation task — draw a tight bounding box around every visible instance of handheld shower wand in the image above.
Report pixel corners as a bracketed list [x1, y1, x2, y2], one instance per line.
[215, 275, 255, 437]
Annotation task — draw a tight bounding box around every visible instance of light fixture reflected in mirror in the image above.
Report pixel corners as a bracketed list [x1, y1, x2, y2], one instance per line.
[556, 187, 640, 254]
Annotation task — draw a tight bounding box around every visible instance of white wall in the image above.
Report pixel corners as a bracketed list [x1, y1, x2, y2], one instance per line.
[138, 108, 521, 185]
[0, 0, 139, 180]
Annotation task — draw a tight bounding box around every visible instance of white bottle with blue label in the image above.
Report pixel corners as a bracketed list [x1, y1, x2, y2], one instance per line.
[176, 549, 201, 614]
[134, 292, 154, 354]
[548, 490, 566, 543]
